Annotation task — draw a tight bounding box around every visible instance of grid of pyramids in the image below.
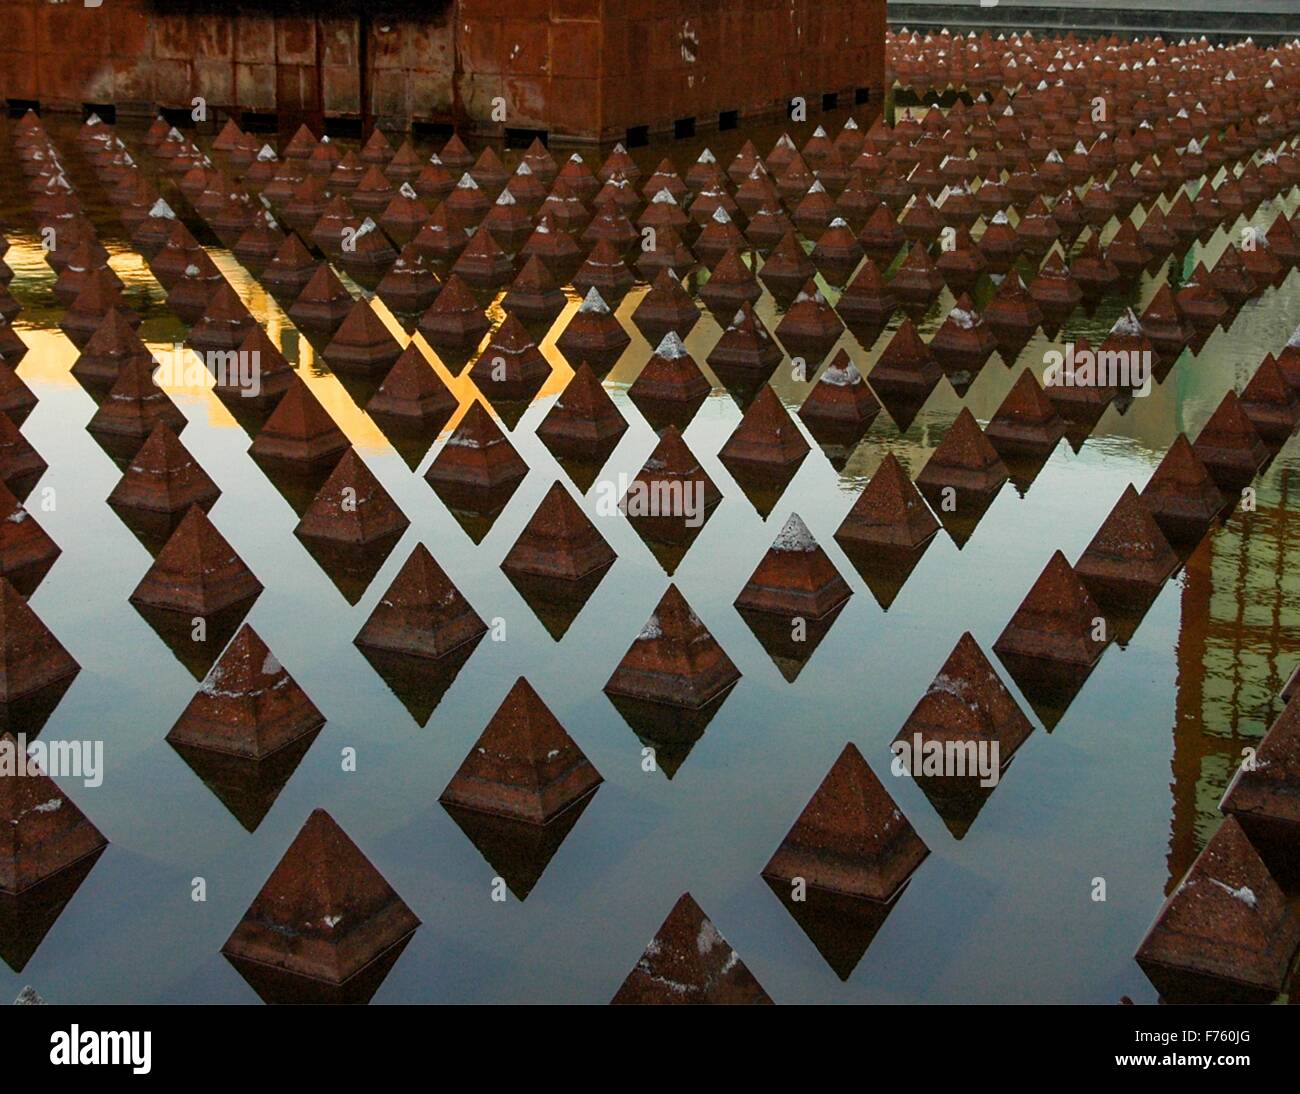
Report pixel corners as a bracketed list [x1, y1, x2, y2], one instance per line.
[2, 29, 1300, 1003]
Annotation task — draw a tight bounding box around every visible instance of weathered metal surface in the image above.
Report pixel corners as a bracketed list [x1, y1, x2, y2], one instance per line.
[0, 1, 887, 143]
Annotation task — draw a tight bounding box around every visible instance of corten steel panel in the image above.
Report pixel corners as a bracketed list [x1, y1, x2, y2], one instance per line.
[404, 18, 456, 75]
[320, 16, 359, 68]
[236, 62, 278, 111]
[276, 16, 317, 65]
[459, 16, 503, 76]
[154, 55, 197, 108]
[463, 0, 885, 140]
[275, 61, 317, 115]
[0, 50, 38, 102]
[113, 57, 154, 108]
[458, 69, 505, 124]
[503, 19, 550, 76]
[371, 22, 406, 70]
[323, 63, 361, 114]
[547, 18, 599, 78]
[592, 0, 886, 140]
[369, 65, 407, 116]
[0, 0, 37, 54]
[194, 58, 235, 105]
[0, 0, 883, 140]
[235, 15, 278, 65]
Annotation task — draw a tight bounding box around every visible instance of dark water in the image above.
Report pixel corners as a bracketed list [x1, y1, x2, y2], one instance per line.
[2, 108, 1299, 1003]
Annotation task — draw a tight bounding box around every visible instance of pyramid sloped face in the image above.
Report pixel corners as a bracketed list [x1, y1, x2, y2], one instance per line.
[1136, 817, 1300, 999]
[707, 302, 782, 375]
[836, 453, 939, 550]
[555, 295, 630, 370]
[0, 409, 47, 492]
[994, 551, 1107, 669]
[425, 402, 528, 491]
[718, 385, 811, 476]
[264, 232, 316, 277]
[72, 307, 150, 384]
[775, 279, 844, 350]
[324, 298, 402, 372]
[1193, 391, 1268, 486]
[798, 349, 881, 439]
[166, 625, 325, 760]
[354, 543, 487, 660]
[621, 427, 722, 569]
[1222, 698, 1300, 829]
[986, 369, 1065, 453]
[763, 743, 928, 902]
[629, 339, 711, 408]
[108, 423, 220, 514]
[222, 809, 420, 986]
[1239, 355, 1299, 442]
[439, 677, 602, 825]
[1075, 484, 1178, 592]
[295, 449, 409, 546]
[0, 578, 80, 702]
[735, 513, 852, 620]
[468, 314, 551, 403]
[869, 320, 941, 396]
[605, 585, 740, 709]
[632, 269, 700, 337]
[627, 427, 722, 516]
[501, 481, 616, 582]
[1139, 434, 1224, 538]
[130, 506, 262, 617]
[250, 375, 349, 465]
[536, 362, 628, 458]
[916, 408, 1008, 494]
[87, 355, 185, 440]
[288, 264, 353, 328]
[0, 734, 107, 893]
[611, 893, 772, 1004]
[368, 344, 456, 423]
[189, 284, 254, 350]
[898, 632, 1034, 757]
[0, 479, 60, 586]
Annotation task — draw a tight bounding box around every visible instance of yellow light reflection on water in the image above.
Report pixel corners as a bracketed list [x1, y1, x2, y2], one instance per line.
[5, 234, 593, 454]
[8, 218, 598, 458]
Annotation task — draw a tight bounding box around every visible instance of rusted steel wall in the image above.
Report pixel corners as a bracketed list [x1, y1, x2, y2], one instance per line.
[0, 3, 458, 127]
[0, 0, 886, 140]
[600, 0, 889, 137]
[462, 0, 888, 140]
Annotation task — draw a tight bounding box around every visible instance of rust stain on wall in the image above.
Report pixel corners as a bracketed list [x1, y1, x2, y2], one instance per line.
[0, 0, 886, 142]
